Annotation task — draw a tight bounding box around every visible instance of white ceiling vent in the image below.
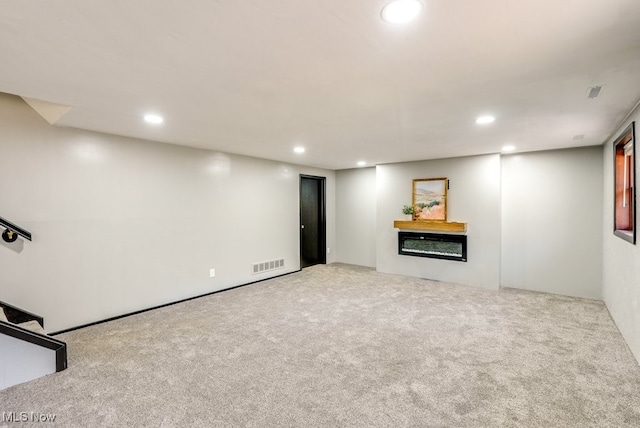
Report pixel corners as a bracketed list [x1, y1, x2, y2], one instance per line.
[587, 86, 602, 99]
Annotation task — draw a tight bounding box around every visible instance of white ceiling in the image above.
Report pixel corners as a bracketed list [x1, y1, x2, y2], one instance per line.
[1, 0, 640, 170]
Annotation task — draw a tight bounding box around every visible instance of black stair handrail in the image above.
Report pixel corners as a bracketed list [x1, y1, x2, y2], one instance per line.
[0, 301, 67, 372]
[0, 216, 32, 241]
[1, 301, 43, 327]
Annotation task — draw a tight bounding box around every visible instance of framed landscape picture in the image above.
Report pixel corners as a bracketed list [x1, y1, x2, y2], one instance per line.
[412, 178, 447, 221]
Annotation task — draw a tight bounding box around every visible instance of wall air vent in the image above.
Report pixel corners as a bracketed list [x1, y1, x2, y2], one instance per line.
[573, 134, 585, 141]
[587, 86, 602, 99]
[252, 258, 285, 275]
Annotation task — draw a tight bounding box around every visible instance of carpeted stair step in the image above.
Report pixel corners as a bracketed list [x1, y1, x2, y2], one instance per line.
[16, 320, 46, 335]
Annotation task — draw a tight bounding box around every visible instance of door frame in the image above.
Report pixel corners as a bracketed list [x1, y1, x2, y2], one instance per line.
[300, 174, 327, 267]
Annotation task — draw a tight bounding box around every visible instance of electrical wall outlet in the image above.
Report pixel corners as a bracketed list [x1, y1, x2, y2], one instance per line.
[209, 268, 216, 278]
[327, 247, 330, 254]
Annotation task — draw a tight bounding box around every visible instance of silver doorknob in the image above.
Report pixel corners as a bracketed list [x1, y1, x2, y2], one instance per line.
[301, 225, 305, 229]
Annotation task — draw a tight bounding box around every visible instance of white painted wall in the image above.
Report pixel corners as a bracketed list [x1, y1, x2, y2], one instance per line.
[501, 147, 603, 299]
[335, 167, 377, 267]
[0, 94, 335, 332]
[0, 333, 57, 390]
[376, 155, 502, 290]
[602, 107, 640, 364]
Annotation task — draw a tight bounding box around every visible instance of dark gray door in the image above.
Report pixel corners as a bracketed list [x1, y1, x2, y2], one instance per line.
[300, 175, 326, 268]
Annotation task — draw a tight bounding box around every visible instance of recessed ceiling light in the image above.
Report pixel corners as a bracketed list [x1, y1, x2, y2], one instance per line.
[357, 161, 367, 167]
[502, 145, 516, 152]
[476, 115, 495, 125]
[294, 146, 305, 154]
[381, 0, 423, 24]
[144, 114, 164, 124]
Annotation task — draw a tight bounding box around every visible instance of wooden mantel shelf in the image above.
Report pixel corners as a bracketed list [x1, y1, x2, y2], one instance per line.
[393, 220, 467, 233]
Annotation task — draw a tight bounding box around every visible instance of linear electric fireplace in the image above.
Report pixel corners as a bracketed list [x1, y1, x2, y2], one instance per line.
[398, 232, 467, 262]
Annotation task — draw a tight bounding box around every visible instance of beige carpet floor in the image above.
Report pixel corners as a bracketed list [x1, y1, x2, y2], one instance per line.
[1, 263, 639, 427]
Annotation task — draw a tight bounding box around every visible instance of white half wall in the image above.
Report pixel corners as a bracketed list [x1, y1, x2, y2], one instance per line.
[336, 167, 376, 267]
[0, 333, 57, 390]
[501, 147, 603, 299]
[602, 107, 640, 365]
[376, 155, 502, 290]
[0, 93, 335, 332]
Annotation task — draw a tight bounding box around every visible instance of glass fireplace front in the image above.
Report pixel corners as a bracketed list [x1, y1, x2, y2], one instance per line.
[398, 232, 467, 262]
